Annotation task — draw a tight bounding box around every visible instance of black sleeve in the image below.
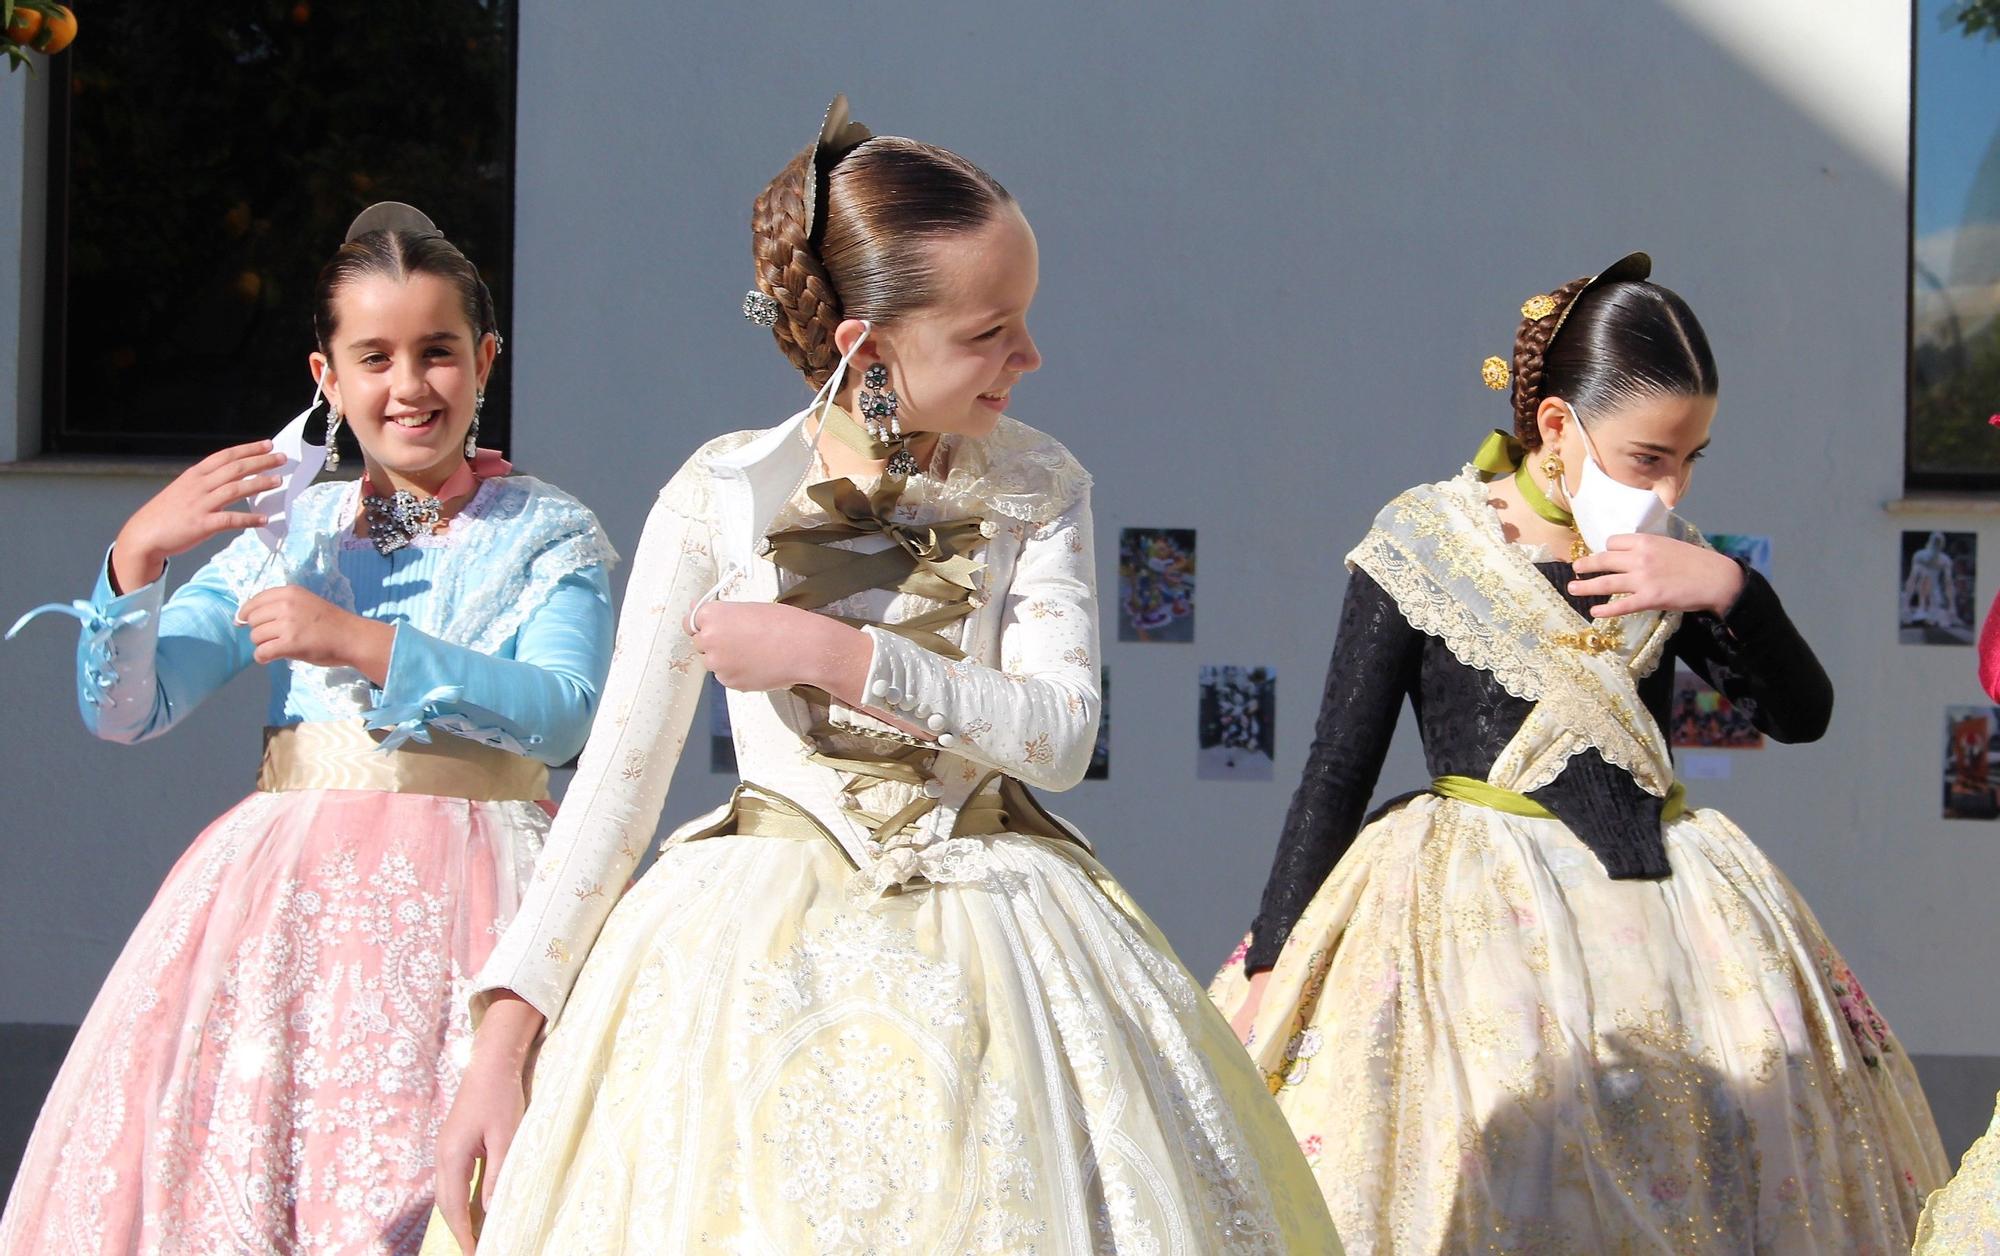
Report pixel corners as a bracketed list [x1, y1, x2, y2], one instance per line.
[1672, 563, 1834, 744]
[1244, 568, 1422, 973]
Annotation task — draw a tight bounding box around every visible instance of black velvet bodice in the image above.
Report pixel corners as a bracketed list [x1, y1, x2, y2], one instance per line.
[1243, 559, 1832, 974]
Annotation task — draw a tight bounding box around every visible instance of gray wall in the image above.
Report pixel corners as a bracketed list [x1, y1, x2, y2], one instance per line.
[5, 0, 1995, 1142]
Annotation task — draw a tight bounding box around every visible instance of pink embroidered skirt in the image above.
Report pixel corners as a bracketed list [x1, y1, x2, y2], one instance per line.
[0, 779, 549, 1255]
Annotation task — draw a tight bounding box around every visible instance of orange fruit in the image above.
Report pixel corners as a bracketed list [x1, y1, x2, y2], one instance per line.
[34, 6, 76, 54]
[4, 7, 43, 44]
[290, 2, 309, 24]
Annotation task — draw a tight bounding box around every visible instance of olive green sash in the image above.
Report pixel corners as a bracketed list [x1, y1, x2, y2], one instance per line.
[1431, 772, 1688, 823]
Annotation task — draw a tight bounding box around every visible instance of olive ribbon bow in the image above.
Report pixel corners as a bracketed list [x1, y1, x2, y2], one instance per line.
[766, 477, 987, 659]
[1473, 429, 1575, 529]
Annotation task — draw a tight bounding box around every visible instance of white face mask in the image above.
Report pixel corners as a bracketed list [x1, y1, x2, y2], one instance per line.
[1565, 405, 1671, 553]
[249, 377, 331, 553]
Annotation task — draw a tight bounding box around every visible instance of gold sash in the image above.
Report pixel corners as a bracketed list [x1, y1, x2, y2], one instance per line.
[673, 776, 1076, 868]
[256, 720, 549, 802]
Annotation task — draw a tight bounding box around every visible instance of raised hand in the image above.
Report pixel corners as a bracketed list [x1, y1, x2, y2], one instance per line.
[1567, 533, 1745, 619]
[110, 440, 287, 593]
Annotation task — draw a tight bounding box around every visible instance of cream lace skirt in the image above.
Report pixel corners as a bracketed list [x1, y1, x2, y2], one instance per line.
[1210, 794, 1945, 1255]
[1916, 1095, 2000, 1254]
[464, 830, 1340, 1254]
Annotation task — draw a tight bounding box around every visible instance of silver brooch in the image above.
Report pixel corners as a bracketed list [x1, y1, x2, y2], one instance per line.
[742, 290, 779, 328]
[363, 490, 444, 555]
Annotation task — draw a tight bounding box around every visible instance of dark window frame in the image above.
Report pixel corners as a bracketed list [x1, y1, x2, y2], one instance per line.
[37, 10, 520, 460]
[1905, 0, 2000, 494]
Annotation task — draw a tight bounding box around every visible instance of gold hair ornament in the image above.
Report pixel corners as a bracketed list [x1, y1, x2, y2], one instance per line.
[1480, 356, 1511, 390]
[1521, 293, 1559, 320]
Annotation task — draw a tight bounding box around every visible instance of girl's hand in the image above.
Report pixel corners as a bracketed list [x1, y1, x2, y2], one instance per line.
[111, 440, 287, 593]
[1230, 969, 1272, 1047]
[690, 601, 870, 695]
[1568, 534, 1745, 618]
[237, 587, 394, 682]
[435, 995, 543, 1254]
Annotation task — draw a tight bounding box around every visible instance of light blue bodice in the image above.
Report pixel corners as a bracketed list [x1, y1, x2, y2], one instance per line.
[19, 474, 619, 766]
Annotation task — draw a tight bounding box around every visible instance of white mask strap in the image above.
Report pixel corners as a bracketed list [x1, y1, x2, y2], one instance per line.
[805, 321, 871, 458]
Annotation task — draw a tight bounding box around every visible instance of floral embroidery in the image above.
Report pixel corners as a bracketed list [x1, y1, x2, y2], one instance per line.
[1063, 647, 1090, 667]
[1820, 947, 1893, 1066]
[1023, 733, 1053, 765]
[0, 797, 543, 1256]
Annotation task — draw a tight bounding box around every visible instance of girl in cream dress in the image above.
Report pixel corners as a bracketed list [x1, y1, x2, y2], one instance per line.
[426, 98, 1339, 1255]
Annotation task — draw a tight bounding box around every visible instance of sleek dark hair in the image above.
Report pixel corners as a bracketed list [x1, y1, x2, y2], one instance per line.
[1510, 277, 1718, 448]
[750, 136, 1014, 389]
[311, 228, 499, 354]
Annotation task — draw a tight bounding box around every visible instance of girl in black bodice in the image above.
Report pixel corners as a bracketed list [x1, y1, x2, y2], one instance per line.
[1212, 253, 1946, 1255]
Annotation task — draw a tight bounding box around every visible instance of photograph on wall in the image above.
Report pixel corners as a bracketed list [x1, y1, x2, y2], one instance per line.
[1669, 667, 1764, 750]
[1118, 527, 1196, 642]
[1907, 0, 2000, 487]
[1945, 704, 2000, 820]
[1197, 665, 1275, 781]
[707, 674, 736, 774]
[1707, 533, 1772, 579]
[1900, 530, 1977, 645]
[1085, 667, 1110, 780]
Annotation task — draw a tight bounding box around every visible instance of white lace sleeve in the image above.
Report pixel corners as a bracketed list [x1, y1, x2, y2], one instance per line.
[862, 488, 1101, 790]
[470, 466, 716, 1024]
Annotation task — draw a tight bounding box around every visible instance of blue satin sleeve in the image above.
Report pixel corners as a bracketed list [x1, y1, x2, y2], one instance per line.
[363, 565, 615, 765]
[4, 546, 260, 744]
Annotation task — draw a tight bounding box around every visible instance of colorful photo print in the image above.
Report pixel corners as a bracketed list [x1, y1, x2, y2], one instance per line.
[1707, 533, 1772, 579]
[1669, 667, 1764, 750]
[1084, 668, 1110, 780]
[1118, 527, 1196, 642]
[1900, 530, 1977, 645]
[707, 674, 736, 774]
[1197, 665, 1275, 781]
[1945, 705, 2000, 820]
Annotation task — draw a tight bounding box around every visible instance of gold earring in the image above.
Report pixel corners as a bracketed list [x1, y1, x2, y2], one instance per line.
[1541, 453, 1568, 506]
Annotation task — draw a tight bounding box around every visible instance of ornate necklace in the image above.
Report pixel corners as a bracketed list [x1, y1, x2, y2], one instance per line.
[362, 491, 446, 555]
[358, 460, 481, 555]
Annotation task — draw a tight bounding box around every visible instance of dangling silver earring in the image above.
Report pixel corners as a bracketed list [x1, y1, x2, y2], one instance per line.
[466, 392, 484, 459]
[858, 363, 900, 442]
[324, 404, 343, 471]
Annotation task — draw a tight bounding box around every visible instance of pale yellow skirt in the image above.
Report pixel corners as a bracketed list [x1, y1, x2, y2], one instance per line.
[1915, 1095, 2000, 1254]
[428, 829, 1340, 1254]
[1211, 794, 1945, 1255]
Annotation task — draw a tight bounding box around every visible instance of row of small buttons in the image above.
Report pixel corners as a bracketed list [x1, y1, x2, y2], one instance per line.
[869, 678, 960, 747]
